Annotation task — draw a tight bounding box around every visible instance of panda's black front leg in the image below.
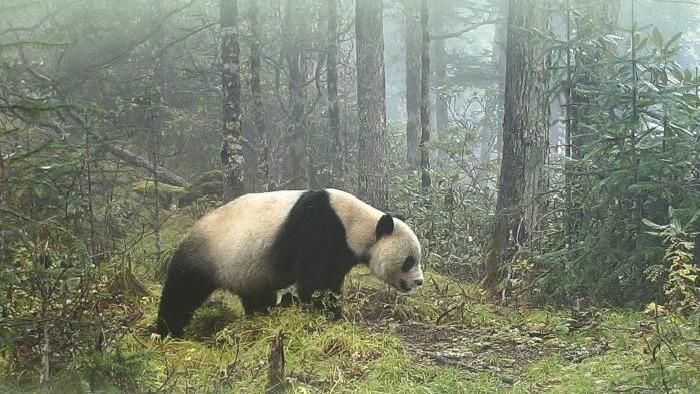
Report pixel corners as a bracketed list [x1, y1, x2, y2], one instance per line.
[240, 292, 278, 315]
[297, 283, 343, 319]
[296, 272, 344, 320]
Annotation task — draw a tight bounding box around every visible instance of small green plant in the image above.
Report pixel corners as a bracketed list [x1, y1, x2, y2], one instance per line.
[644, 207, 699, 314]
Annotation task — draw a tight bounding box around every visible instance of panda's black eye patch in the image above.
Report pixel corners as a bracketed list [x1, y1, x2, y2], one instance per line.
[401, 256, 416, 273]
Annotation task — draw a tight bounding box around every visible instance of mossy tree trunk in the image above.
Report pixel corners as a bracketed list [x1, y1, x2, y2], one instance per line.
[326, 0, 343, 181]
[356, 0, 388, 210]
[477, 0, 507, 179]
[249, 0, 268, 190]
[220, 0, 244, 201]
[405, 0, 421, 171]
[431, 0, 449, 164]
[484, 0, 551, 293]
[283, 0, 310, 189]
[419, 0, 431, 189]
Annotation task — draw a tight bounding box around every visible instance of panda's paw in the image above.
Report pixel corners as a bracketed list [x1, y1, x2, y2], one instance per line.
[325, 306, 343, 321]
[309, 290, 343, 320]
[279, 292, 300, 308]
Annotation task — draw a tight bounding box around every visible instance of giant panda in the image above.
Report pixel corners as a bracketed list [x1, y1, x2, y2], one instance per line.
[156, 188, 423, 337]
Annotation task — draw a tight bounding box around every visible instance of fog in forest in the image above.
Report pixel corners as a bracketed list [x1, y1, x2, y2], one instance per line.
[1, 0, 699, 392]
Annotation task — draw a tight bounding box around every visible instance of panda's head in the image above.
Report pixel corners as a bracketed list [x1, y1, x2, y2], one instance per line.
[367, 214, 424, 294]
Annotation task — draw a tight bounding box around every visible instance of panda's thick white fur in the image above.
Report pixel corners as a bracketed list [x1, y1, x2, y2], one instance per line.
[196, 190, 305, 294]
[156, 188, 423, 337]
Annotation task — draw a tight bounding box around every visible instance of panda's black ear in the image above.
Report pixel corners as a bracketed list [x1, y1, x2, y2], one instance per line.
[376, 214, 395, 238]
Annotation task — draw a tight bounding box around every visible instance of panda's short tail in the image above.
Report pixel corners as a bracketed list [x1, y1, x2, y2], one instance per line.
[156, 241, 216, 338]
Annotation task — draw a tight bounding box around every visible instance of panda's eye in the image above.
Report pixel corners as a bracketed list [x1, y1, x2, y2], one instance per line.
[401, 257, 416, 273]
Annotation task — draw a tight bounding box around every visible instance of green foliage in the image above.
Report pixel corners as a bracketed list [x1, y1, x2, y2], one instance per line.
[0, 236, 143, 388]
[388, 122, 493, 280]
[644, 207, 699, 313]
[132, 180, 187, 208]
[539, 3, 700, 305]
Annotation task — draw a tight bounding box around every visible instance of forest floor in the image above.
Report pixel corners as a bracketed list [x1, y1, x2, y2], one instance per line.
[16, 210, 697, 393]
[102, 210, 696, 393]
[118, 269, 698, 393]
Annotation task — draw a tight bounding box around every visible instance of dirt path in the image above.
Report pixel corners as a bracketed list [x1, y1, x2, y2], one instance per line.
[353, 289, 610, 377]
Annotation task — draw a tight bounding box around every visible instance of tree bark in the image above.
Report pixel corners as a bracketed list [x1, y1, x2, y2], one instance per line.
[220, 0, 244, 201]
[432, 0, 448, 163]
[356, 0, 389, 210]
[326, 0, 342, 180]
[147, 0, 165, 263]
[564, 0, 574, 255]
[478, 0, 507, 169]
[484, 0, 550, 293]
[101, 143, 189, 187]
[283, 0, 310, 189]
[405, 0, 421, 170]
[419, 0, 431, 189]
[249, 0, 268, 190]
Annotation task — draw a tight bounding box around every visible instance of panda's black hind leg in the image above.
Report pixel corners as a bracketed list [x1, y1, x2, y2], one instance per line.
[240, 292, 278, 315]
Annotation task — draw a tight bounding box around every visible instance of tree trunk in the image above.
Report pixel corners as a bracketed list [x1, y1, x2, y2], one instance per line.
[405, 0, 421, 171]
[220, 0, 244, 201]
[356, 0, 388, 210]
[493, 0, 508, 157]
[484, 0, 550, 293]
[478, 0, 508, 170]
[249, 0, 268, 190]
[326, 0, 342, 181]
[148, 0, 165, 263]
[100, 143, 189, 187]
[564, 0, 574, 255]
[432, 0, 448, 163]
[419, 0, 431, 189]
[283, 0, 310, 189]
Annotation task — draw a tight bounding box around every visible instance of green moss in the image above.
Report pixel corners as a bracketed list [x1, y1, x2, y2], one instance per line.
[132, 180, 187, 198]
[18, 210, 690, 393]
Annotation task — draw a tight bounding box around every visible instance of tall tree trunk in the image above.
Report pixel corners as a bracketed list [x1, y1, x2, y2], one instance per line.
[221, 0, 244, 200]
[484, 0, 550, 293]
[419, 0, 431, 189]
[405, 0, 421, 170]
[148, 0, 165, 263]
[356, 0, 388, 210]
[478, 0, 508, 169]
[0, 145, 5, 269]
[283, 0, 310, 189]
[249, 0, 268, 190]
[572, 0, 621, 158]
[564, 0, 574, 255]
[326, 0, 343, 181]
[432, 0, 448, 163]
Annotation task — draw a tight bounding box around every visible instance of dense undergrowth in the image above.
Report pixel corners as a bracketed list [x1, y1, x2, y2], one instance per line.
[2, 209, 697, 393]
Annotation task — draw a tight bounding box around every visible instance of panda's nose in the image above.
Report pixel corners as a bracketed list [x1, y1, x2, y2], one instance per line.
[414, 279, 423, 287]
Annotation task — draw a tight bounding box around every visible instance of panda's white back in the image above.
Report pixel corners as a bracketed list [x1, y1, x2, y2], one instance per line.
[193, 190, 305, 294]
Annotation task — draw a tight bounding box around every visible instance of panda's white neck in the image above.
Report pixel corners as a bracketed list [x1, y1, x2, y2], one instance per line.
[328, 189, 383, 259]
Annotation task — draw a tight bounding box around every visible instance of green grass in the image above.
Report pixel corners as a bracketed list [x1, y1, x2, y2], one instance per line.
[4, 209, 698, 393]
[97, 266, 696, 393]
